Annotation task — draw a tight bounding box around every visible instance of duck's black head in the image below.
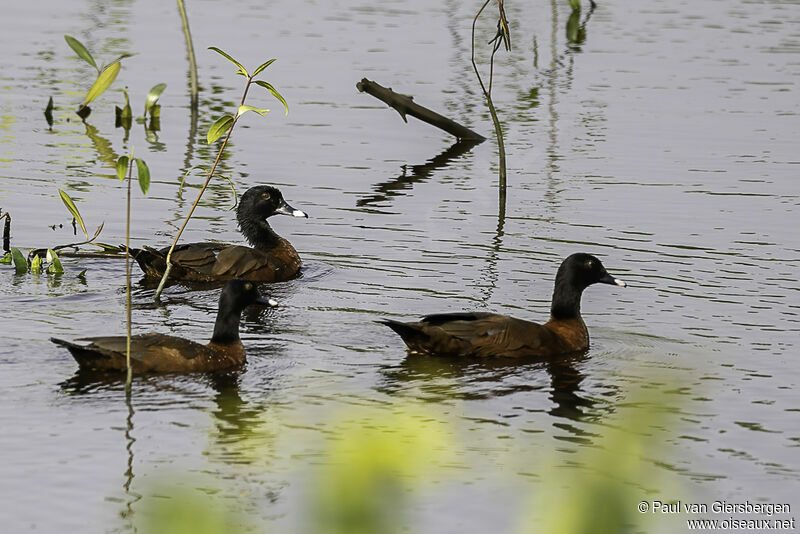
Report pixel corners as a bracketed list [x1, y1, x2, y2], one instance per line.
[550, 253, 626, 319]
[237, 185, 308, 248]
[211, 279, 277, 344]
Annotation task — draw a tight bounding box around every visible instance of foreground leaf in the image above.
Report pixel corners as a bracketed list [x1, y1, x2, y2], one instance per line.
[0, 252, 10, 264]
[255, 81, 289, 115]
[252, 58, 276, 77]
[83, 61, 121, 107]
[58, 189, 88, 239]
[208, 47, 248, 77]
[136, 158, 150, 195]
[11, 248, 27, 274]
[64, 35, 98, 71]
[568, 0, 580, 10]
[236, 105, 270, 118]
[144, 83, 167, 118]
[116, 156, 130, 181]
[206, 114, 234, 144]
[30, 254, 42, 274]
[46, 249, 64, 274]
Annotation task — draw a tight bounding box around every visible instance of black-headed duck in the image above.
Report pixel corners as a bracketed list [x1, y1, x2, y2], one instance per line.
[379, 253, 626, 358]
[51, 279, 277, 373]
[131, 185, 308, 283]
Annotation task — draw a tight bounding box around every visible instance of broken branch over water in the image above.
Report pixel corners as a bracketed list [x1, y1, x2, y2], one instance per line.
[356, 78, 485, 142]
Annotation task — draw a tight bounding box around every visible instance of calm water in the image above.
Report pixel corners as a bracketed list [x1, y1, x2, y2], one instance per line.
[1, 0, 798, 532]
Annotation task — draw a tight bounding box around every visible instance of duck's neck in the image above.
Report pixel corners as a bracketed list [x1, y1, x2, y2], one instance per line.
[210, 299, 243, 345]
[238, 216, 280, 250]
[550, 278, 585, 320]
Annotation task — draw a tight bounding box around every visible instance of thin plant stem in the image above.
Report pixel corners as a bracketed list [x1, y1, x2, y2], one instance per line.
[125, 147, 135, 393]
[471, 0, 507, 192]
[153, 80, 253, 300]
[176, 0, 199, 107]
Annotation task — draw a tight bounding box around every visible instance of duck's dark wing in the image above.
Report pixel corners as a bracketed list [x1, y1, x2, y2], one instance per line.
[52, 334, 218, 372]
[381, 313, 556, 358]
[131, 241, 300, 282]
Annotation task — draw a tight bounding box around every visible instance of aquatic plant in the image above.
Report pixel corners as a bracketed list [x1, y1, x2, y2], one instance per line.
[64, 35, 132, 119]
[153, 47, 288, 299]
[471, 0, 511, 199]
[116, 151, 150, 389]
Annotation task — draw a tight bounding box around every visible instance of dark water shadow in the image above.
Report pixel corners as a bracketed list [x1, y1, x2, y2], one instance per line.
[357, 138, 482, 207]
[378, 351, 613, 427]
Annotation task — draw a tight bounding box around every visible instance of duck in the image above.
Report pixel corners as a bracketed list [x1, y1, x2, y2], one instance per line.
[130, 185, 308, 283]
[379, 253, 626, 358]
[50, 279, 277, 373]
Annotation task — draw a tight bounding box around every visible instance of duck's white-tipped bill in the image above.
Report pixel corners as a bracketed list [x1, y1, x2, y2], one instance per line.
[291, 209, 308, 218]
[613, 278, 627, 288]
[268, 298, 279, 307]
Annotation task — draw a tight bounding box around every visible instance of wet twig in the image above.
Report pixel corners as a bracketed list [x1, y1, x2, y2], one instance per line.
[356, 78, 485, 141]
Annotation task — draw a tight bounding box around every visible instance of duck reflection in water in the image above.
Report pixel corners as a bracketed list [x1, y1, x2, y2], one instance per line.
[379, 350, 615, 427]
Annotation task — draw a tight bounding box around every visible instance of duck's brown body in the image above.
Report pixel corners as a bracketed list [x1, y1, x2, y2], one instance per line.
[51, 279, 276, 374]
[51, 334, 246, 373]
[130, 185, 307, 283]
[132, 238, 301, 283]
[380, 254, 626, 359]
[380, 313, 589, 358]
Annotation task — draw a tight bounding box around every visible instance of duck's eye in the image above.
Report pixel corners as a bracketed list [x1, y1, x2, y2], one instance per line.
[244, 282, 253, 291]
[261, 192, 271, 200]
[585, 260, 594, 269]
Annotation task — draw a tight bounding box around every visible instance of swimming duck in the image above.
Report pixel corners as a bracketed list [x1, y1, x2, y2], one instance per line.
[379, 253, 626, 358]
[131, 185, 308, 283]
[50, 279, 277, 373]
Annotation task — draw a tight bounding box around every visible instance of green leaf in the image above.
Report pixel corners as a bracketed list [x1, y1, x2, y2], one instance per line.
[64, 35, 98, 71]
[46, 249, 64, 275]
[58, 189, 88, 239]
[83, 61, 121, 107]
[144, 83, 167, 118]
[120, 88, 132, 118]
[11, 248, 27, 274]
[106, 53, 134, 68]
[208, 47, 248, 77]
[44, 96, 54, 126]
[206, 114, 234, 144]
[149, 104, 161, 119]
[30, 254, 42, 274]
[568, 0, 580, 10]
[255, 81, 289, 115]
[136, 158, 150, 195]
[0, 252, 11, 264]
[116, 156, 129, 181]
[252, 58, 277, 77]
[236, 105, 270, 118]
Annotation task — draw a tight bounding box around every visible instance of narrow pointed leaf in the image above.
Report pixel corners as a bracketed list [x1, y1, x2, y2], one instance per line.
[58, 189, 88, 239]
[44, 96, 54, 126]
[208, 47, 249, 77]
[116, 156, 129, 181]
[106, 53, 134, 67]
[144, 83, 167, 117]
[135, 158, 150, 195]
[0, 252, 10, 265]
[83, 61, 121, 106]
[236, 105, 270, 118]
[255, 81, 289, 115]
[206, 114, 234, 144]
[46, 249, 64, 275]
[252, 58, 277, 77]
[11, 248, 27, 274]
[568, 0, 580, 10]
[91, 222, 104, 241]
[64, 35, 98, 71]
